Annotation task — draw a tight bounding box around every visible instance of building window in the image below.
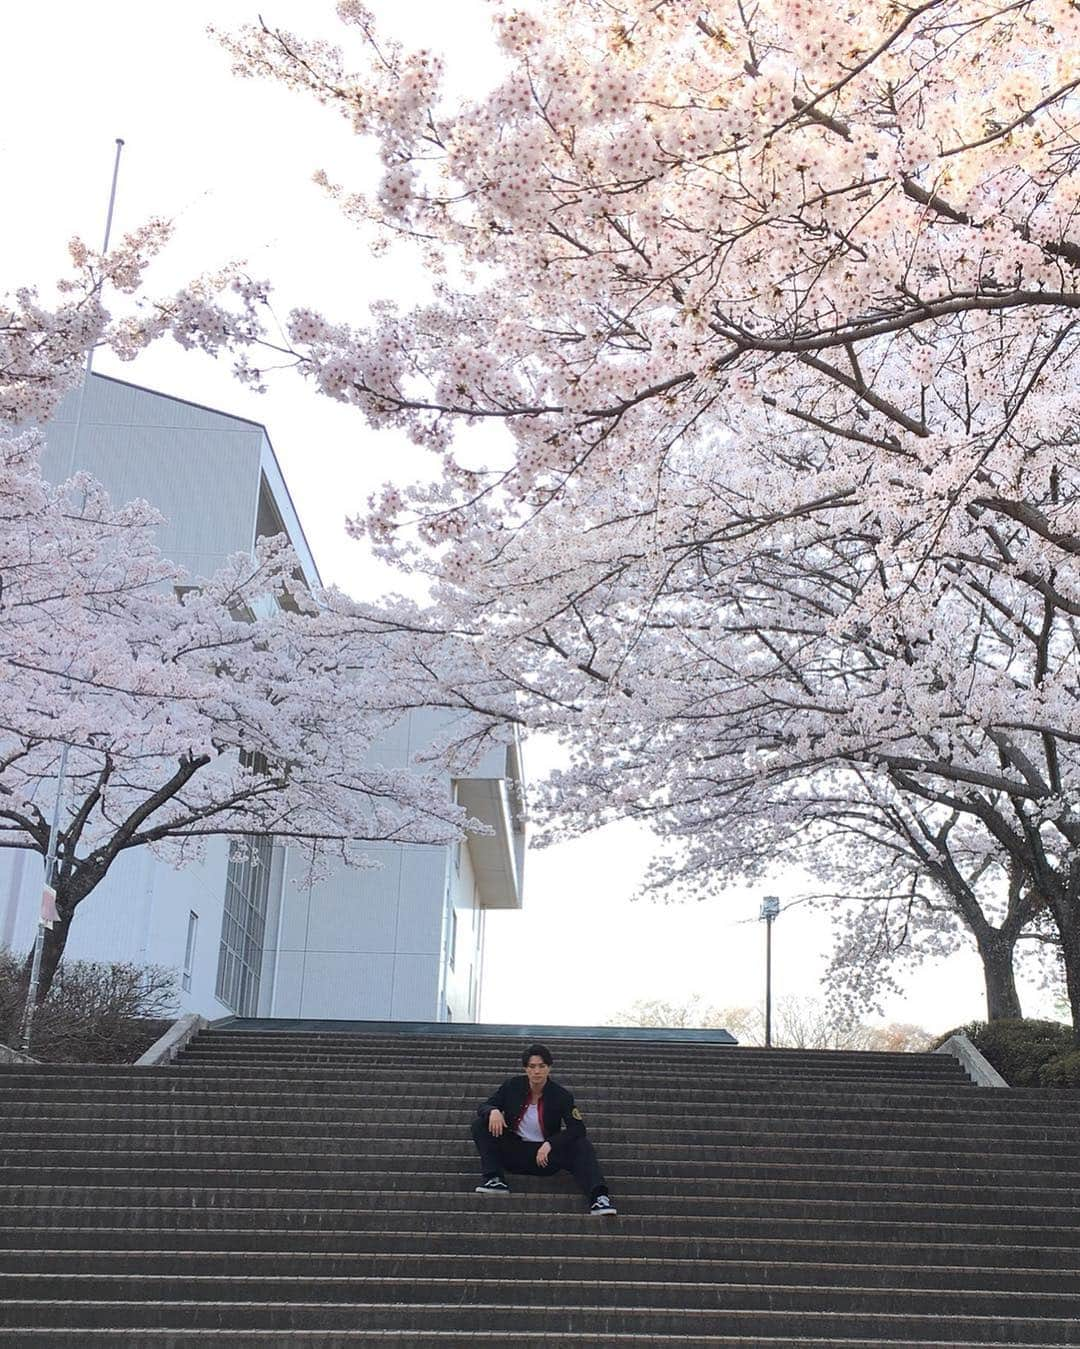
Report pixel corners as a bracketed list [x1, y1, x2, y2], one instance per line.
[182, 911, 199, 993]
[449, 906, 458, 971]
[216, 835, 273, 1016]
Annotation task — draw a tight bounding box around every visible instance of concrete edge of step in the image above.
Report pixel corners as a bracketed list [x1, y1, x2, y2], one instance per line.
[933, 1035, 1008, 1089]
[0, 1043, 38, 1066]
[135, 1015, 209, 1068]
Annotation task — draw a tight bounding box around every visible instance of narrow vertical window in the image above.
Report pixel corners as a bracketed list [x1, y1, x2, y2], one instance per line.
[216, 834, 273, 1015]
[182, 911, 198, 993]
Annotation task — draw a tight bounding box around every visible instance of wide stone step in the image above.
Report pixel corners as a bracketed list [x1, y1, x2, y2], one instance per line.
[2, 1142, 1071, 1187]
[1, 1249, 1076, 1293]
[4, 1101, 1076, 1139]
[174, 1045, 966, 1082]
[2, 1336, 1061, 1349]
[5, 1091, 1056, 1127]
[5, 1272, 1080, 1318]
[0, 1064, 1022, 1096]
[3, 1120, 1077, 1167]
[2, 1183, 1077, 1228]
[4, 1336, 1059, 1349]
[0, 1084, 1065, 1126]
[2, 1294, 1079, 1341]
[0, 1074, 1028, 1105]
[191, 1032, 958, 1063]
[179, 1046, 970, 1079]
[175, 1065, 972, 1096]
[2, 1160, 1074, 1212]
[0, 1079, 1003, 1111]
[3, 1203, 1074, 1246]
[2, 1162, 1074, 1212]
[2, 1227, 1077, 1270]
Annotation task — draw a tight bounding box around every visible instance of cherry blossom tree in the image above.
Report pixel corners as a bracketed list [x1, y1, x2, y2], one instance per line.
[211, 1, 1080, 1028]
[495, 470, 1076, 1022]
[0, 426, 504, 1001]
[637, 769, 1058, 1023]
[1, 246, 520, 1005]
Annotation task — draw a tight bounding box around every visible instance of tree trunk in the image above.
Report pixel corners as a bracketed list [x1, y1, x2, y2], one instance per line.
[976, 931, 1024, 1021]
[21, 905, 75, 1007]
[1058, 918, 1080, 1046]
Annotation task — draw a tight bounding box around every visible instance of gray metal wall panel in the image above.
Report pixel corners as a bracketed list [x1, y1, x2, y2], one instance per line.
[391, 954, 440, 1020]
[302, 858, 402, 954]
[395, 848, 445, 956]
[43, 389, 261, 576]
[268, 950, 305, 1018]
[299, 952, 396, 1019]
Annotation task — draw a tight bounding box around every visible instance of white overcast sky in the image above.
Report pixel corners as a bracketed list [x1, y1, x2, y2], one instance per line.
[2, 1, 1061, 1032]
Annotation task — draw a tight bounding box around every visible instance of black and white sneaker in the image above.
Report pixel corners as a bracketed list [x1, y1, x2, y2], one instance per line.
[475, 1176, 511, 1196]
[588, 1194, 617, 1216]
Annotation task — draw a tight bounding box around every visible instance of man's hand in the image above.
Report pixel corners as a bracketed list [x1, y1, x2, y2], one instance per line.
[536, 1141, 552, 1167]
[487, 1109, 506, 1137]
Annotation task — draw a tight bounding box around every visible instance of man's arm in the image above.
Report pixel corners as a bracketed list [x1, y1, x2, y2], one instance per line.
[553, 1089, 587, 1141]
[477, 1078, 512, 1135]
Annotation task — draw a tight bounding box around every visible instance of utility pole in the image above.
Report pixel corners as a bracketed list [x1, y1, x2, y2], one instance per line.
[760, 895, 780, 1048]
[18, 138, 125, 1056]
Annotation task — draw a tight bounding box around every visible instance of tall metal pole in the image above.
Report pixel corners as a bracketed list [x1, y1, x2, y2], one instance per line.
[764, 914, 773, 1049]
[63, 139, 126, 480]
[760, 895, 780, 1049]
[18, 138, 125, 1055]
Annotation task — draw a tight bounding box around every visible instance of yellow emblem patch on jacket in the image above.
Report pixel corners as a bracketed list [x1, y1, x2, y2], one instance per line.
[571, 1107, 584, 1120]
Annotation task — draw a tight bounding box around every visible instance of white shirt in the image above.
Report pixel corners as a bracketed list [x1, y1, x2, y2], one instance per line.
[516, 1101, 544, 1142]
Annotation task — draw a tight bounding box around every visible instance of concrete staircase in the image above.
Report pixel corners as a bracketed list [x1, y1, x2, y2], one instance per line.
[1, 1021, 1079, 1345]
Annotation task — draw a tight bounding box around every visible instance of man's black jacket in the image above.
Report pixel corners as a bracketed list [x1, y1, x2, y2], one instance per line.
[477, 1075, 587, 1143]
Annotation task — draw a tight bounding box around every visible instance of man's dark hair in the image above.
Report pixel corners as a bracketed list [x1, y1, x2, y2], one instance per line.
[522, 1042, 553, 1066]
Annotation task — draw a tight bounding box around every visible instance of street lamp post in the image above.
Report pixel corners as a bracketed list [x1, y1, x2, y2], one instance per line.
[760, 895, 780, 1048]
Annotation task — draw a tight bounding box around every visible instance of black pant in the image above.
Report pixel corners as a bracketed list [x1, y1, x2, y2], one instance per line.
[470, 1117, 609, 1199]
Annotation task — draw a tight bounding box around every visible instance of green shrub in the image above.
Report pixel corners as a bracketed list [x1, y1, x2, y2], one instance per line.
[932, 1018, 1075, 1087]
[1037, 1051, 1080, 1088]
[0, 950, 175, 1064]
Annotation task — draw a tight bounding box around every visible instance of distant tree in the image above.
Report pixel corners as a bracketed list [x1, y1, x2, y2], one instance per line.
[610, 994, 933, 1051]
[862, 1022, 936, 1054]
[607, 994, 739, 1032]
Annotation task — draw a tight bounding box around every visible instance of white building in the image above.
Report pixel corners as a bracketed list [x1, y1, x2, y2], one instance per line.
[0, 374, 524, 1023]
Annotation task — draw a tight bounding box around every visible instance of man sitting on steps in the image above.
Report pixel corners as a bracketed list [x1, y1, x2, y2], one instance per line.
[470, 1041, 617, 1217]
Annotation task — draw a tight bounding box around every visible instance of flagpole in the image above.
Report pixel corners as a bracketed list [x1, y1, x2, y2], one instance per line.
[18, 138, 125, 1055]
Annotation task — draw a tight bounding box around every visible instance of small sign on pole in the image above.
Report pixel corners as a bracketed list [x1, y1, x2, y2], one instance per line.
[41, 885, 59, 929]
